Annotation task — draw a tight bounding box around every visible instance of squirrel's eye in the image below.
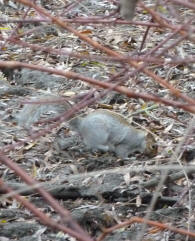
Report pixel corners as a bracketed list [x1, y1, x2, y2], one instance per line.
[151, 144, 156, 149]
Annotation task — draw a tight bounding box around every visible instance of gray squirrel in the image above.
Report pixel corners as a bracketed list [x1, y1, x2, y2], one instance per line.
[17, 96, 157, 158]
[120, 0, 139, 20]
[70, 109, 157, 158]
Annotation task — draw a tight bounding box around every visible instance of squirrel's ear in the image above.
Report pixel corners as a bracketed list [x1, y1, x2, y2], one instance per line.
[145, 133, 155, 142]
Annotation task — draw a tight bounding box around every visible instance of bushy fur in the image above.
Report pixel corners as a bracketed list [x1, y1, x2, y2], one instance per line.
[17, 95, 71, 128]
[120, 0, 139, 20]
[69, 109, 156, 158]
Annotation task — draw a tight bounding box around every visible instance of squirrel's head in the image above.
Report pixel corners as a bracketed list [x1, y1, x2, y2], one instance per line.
[144, 133, 158, 157]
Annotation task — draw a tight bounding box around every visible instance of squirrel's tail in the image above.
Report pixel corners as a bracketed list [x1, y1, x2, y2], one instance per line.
[16, 95, 71, 128]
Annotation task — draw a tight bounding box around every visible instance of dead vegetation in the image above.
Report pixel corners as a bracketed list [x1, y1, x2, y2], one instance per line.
[0, 0, 195, 240]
